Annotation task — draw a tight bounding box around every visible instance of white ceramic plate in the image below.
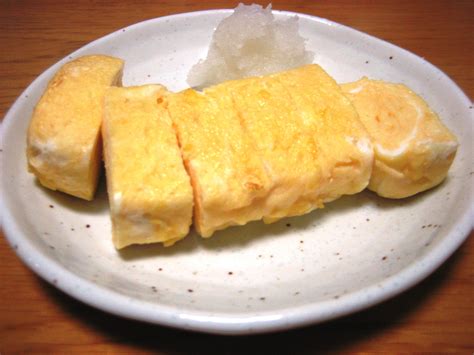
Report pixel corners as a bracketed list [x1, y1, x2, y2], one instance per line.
[1, 10, 473, 335]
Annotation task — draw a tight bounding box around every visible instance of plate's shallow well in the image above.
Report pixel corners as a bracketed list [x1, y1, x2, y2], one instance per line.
[1, 10, 473, 335]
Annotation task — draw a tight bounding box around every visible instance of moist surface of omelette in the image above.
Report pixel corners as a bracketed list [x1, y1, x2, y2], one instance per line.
[166, 64, 374, 238]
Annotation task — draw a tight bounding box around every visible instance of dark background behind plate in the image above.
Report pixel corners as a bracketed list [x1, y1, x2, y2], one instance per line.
[1, 0, 473, 353]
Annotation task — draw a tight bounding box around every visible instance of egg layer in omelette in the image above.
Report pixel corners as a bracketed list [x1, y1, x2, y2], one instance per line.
[342, 78, 458, 198]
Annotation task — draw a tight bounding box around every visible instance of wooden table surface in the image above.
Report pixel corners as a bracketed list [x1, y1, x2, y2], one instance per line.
[1, 0, 473, 353]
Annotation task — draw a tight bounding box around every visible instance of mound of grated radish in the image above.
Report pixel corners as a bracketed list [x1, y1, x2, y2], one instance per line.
[187, 3, 314, 88]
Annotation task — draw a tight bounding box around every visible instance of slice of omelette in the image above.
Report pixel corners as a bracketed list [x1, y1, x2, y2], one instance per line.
[216, 75, 322, 223]
[166, 64, 373, 238]
[102, 85, 193, 249]
[26, 55, 124, 200]
[165, 89, 271, 238]
[342, 78, 458, 198]
[222, 64, 374, 223]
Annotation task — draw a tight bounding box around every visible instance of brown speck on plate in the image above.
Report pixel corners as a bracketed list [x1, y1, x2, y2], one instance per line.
[49, 204, 54, 208]
[382, 256, 387, 261]
[86, 224, 91, 228]
[187, 289, 193, 293]
[389, 56, 393, 59]
[158, 268, 163, 271]
[366, 218, 370, 222]
[259, 297, 266, 301]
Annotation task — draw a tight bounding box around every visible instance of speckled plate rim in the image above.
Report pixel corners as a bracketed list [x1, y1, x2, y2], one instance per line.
[1, 10, 473, 335]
